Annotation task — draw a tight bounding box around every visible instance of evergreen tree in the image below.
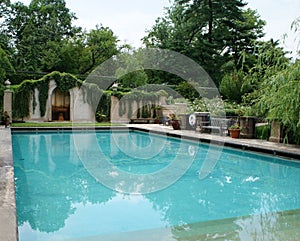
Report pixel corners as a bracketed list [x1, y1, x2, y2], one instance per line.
[143, 0, 265, 85]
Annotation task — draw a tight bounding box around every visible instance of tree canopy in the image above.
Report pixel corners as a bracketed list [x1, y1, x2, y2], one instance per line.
[0, 0, 120, 80]
[143, 0, 265, 85]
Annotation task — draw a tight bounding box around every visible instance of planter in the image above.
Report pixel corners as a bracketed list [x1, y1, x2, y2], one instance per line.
[240, 116, 256, 138]
[269, 121, 283, 143]
[171, 120, 181, 130]
[229, 129, 240, 138]
[178, 114, 187, 129]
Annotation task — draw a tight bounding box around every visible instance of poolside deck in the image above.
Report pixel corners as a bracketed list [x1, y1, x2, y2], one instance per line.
[0, 127, 17, 241]
[0, 124, 299, 241]
[128, 124, 300, 160]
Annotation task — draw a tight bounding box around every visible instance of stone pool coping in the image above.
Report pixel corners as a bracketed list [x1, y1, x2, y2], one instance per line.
[128, 124, 300, 160]
[1, 124, 300, 241]
[0, 127, 18, 241]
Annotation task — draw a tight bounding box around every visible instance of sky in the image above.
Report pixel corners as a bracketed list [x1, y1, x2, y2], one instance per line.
[11, 0, 300, 56]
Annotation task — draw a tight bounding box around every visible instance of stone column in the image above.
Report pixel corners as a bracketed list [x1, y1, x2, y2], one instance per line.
[110, 95, 120, 123]
[240, 116, 256, 138]
[3, 81, 13, 119]
[269, 121, 282, 143]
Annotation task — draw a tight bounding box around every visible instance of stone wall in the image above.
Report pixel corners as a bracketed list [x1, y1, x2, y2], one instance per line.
[110, 96, 187, 124]
[26, 80, 95, 122]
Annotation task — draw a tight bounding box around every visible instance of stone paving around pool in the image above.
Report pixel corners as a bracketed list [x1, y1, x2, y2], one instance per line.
[0, 127, 17, 241]
[128, 124, 300, 159]
[0, 124, 299, 241]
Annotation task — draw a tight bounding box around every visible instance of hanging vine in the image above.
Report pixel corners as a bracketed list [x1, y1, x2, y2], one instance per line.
[12, 80, 35, 118]
[114, 89, 167, 119]
[12, 71, 84, 118]
[37, 81, 50, 117]
[137, 101, 141, 118]
[152, 104, 157, 119]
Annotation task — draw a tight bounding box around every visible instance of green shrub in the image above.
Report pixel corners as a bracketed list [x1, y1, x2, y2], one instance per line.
[256, 124, 270, 140]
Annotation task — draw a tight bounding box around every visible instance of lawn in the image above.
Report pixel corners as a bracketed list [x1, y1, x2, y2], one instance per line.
[11, 122, 120, 127]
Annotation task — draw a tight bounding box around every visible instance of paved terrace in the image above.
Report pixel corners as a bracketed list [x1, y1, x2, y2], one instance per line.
[0, 127, 17, 241]
[0, 124, 299, 241]
[129, 124, 300, 160]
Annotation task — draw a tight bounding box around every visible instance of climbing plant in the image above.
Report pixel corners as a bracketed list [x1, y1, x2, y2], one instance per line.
[113, 89, 168, 119]
[96, 91, 111, 122]
[12, 80, 36, 119]
[13, 71, 83, 118]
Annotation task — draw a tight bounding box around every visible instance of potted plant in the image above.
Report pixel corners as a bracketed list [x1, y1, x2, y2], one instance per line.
[2, 111, 10, 128]
[228, 123, 240, 138]
[154, 117, 160, 124]
[169, 113, 181, 130]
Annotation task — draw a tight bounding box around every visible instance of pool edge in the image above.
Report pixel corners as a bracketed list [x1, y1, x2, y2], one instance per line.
[0, 127, 18, 241]
[130, 125, 300, 161]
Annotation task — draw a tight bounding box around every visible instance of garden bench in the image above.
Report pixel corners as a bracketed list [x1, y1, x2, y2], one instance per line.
[130, 118, 154, 124]
[201, 117, 231, 136]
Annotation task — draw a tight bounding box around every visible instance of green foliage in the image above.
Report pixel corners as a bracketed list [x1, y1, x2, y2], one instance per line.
[37, 81, 50, 117]
[189, 98, 207, 113]
[219, 69, 247, 103]
[13, 71, 83, 118]
[0, 47, 14, 110]
[4, 0, 79, 72]
[114, 89, 165, 119]
[222, 101, 254, 117]
[229, 123, 240, 130]
[176, 81, 201, 100]
[96, 91, 111, 121]
[82, 24, 119, 74]
[252, 61, 300, 143]
[115, 49, 148, 88]
[6, 72, 46, 85]
[143, 1, 265, 85]
[0, 47, 14, 82]
[95, 112, 107, 122]
[256, 124, 270, 140]
[12, 80, 35, 118]
[242, 40, 290, 103]
[1, 1, 119, 75]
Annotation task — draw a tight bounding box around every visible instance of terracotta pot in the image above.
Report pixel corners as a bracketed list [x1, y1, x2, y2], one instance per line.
[171, 120, 180, 130]
[229, 129, 240, 138]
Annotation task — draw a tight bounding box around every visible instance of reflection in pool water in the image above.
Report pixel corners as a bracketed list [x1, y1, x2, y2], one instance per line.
[12, 131, 300, 241]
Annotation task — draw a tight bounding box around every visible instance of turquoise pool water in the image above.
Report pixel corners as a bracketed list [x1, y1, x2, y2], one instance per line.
[12, 130, 300, 241]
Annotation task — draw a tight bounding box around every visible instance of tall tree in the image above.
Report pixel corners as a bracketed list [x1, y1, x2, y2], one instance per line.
[3, 0, 79, 72]
[82, 25, 119, 74]
[143, 0, 265, 86]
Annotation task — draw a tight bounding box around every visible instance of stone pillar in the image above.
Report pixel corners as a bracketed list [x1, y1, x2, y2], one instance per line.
[269, 121, 283, 143]
[3, 88, 13, 120]
[240, 116, 256, 138]
[178, 114, 187, 130]
[110, 95, 119, 123]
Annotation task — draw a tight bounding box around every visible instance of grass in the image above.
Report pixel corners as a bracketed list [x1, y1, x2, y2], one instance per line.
[256, 124, 270, 140]
[11, 122, 121, 127]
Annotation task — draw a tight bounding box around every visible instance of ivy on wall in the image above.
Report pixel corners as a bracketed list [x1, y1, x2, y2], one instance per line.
[81, 83, 103, 110]
[113, 89, 168, 119]
[12, 71, 83, 118]
[12, 80, 35, 118]
[96, 91, 111, 122]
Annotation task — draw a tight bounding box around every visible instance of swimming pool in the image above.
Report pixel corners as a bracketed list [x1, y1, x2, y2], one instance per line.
[12, 130, 300, 241]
